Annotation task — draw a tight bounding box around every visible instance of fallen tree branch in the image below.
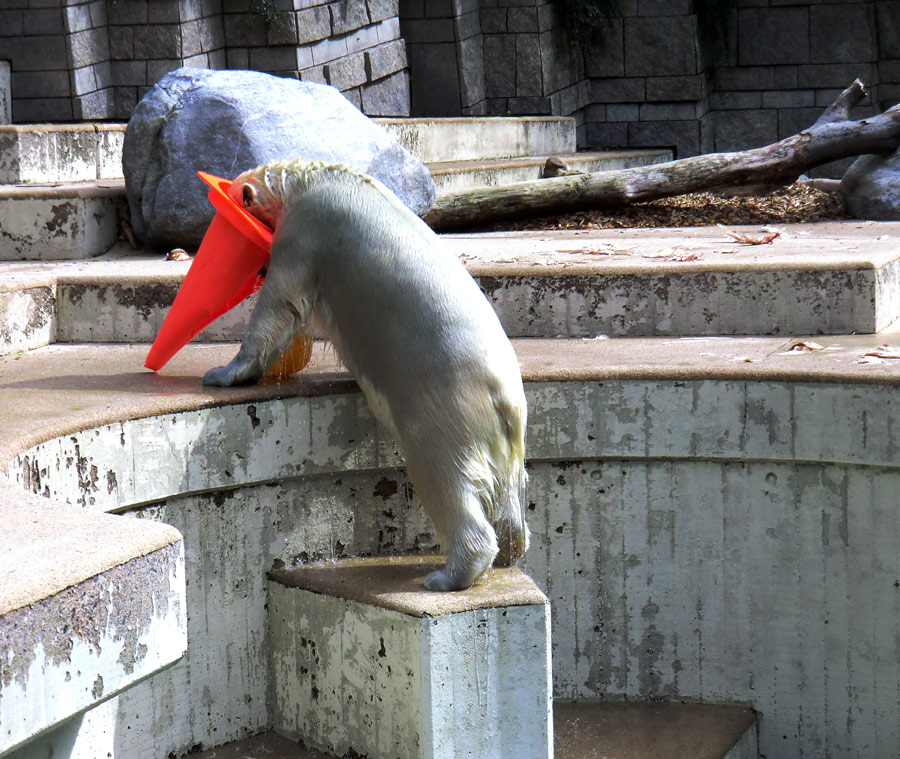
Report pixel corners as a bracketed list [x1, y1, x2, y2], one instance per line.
[426, 81, 898, 231]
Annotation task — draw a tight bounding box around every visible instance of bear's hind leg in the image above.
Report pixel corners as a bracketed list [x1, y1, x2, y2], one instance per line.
[420, 485, 499, 592]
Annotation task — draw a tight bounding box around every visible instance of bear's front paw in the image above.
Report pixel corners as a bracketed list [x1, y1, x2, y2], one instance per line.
[202, 365, 236, 387]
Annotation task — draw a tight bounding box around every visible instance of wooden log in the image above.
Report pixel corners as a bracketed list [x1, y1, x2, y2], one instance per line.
[426, 81, 898, 231]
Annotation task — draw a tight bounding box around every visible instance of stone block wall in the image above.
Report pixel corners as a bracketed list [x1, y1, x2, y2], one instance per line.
[400, 0, 896, 164]
[0, 0, 409, 123]
[0, 1, 75, 121]
[706, 0, 880, 155]
[107, 0, 227, 119]
[0, 61, 9, 124]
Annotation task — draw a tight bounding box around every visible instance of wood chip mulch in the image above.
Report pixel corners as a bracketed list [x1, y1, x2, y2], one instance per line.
[485, 183, 849, 231]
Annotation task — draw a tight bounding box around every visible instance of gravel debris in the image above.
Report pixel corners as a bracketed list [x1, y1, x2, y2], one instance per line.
[486, 182, 849, 231]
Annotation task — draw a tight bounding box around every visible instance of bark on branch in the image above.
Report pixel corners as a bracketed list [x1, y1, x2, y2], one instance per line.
[425, 80, 899, 231]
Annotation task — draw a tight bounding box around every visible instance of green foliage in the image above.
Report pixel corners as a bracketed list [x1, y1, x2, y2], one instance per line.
[251, 0, 278, 23]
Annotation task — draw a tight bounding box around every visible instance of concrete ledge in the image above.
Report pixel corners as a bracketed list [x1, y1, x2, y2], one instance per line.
[2, 341, 900, 758]
[429, 149, 672, 195]
[4, 222, 900, 344]
[376, 116, 576, 163]
[0, 118, 576, 187]
[0, 126, 124, 185]
[269, 557, 552, 759]
[0, 189, 119, 261]
[0, 488, 185, 757]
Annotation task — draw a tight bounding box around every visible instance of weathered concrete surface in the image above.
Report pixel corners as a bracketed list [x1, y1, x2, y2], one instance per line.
[0, 286, 55, 355]
[554, 701, 757, 759]
[3, 341, 900, 758]
[0, 125, 124, 185]
[0, 117, 577, 186]
[446, 224, 900, 336]
[429, 149, 672, 196]
[377, 116, 576, 164]
[187, 700, 758, 759]
[0, 65, 9, 126]
[4, 222, 900, 344]
[0, 182, 121, 261]
[269, 558, 552, 759]
[0, 489, 185, 757]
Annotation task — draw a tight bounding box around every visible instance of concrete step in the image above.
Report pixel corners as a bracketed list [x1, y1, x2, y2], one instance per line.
[0, 117, 575, 185]
[188, 701, 757, 759]
[2, 223, 898, 350]
[268, 556, 552, 759]
[0, 124, 124, 184]
[376, 116, 576, 163]
[0, 180, 122, 261]
[0, 148, 669, 260]
[429, 149, 672, 195]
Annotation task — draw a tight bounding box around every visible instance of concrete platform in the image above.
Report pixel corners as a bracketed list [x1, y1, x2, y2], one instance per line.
[0, 181, 121, 261]
[190, 701, 757, 759]
[2, 222, 899, 346]
[429, 149, 672, 195]
[269, 557, 551, 759]
[2, 339, 899, 759]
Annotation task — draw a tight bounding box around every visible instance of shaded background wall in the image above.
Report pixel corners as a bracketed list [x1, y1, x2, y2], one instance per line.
[403, 0, 897, 157]
[0, 0, 897, 159]
[0, 0, 408, 121]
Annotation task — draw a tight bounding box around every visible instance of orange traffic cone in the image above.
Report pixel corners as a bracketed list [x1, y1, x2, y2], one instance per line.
[144, 172, 273, 371]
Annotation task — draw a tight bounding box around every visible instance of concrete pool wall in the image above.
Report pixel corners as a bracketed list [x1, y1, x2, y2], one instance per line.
[6, 369, 900, 759]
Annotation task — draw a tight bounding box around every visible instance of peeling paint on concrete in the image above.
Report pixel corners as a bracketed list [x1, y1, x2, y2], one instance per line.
[474, 263, 889, 337]
[0, 542, 185, 755]
[0, 286, 55, 356]
[7, 379, 900, 758]
[0, 195, 117, 261]
[0, 125, 125, 184]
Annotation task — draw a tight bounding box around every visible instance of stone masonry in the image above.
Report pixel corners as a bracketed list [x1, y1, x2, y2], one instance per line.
[402, 0, 897, 165]
[0, 61, 10, 124]
[0, 0, 409, 122]
[0, 0, 897, 166]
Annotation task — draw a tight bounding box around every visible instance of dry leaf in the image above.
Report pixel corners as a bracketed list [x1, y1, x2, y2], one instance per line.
[788, 341, 825, 352]
[480, 183, 847, 233]
[862, 345, 900, 360]
[166, 248, 191, 261]
[718, 226, 781, 245]
[664, 252, 703, 262]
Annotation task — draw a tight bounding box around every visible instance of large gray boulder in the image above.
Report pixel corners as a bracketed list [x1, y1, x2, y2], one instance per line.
[840, 149, 900, 221]
[123, 68, 435, 248]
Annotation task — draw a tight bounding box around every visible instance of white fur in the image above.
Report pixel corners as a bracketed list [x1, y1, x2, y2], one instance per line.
[202, 159, 529, 591]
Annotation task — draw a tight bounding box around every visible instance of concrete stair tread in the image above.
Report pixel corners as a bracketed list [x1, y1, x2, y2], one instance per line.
[3, 222, 899, 347]
[427, 149, 671, 174]
[554, 701, 756, 759]
[187, 701, 756, 759]
[3, 337, 900, 465]
[0, 117, 579, 184]
[0, 177, 124, 200]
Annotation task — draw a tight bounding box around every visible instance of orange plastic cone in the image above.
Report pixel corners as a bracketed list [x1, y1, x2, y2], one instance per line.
[144, 172, 273, 371]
